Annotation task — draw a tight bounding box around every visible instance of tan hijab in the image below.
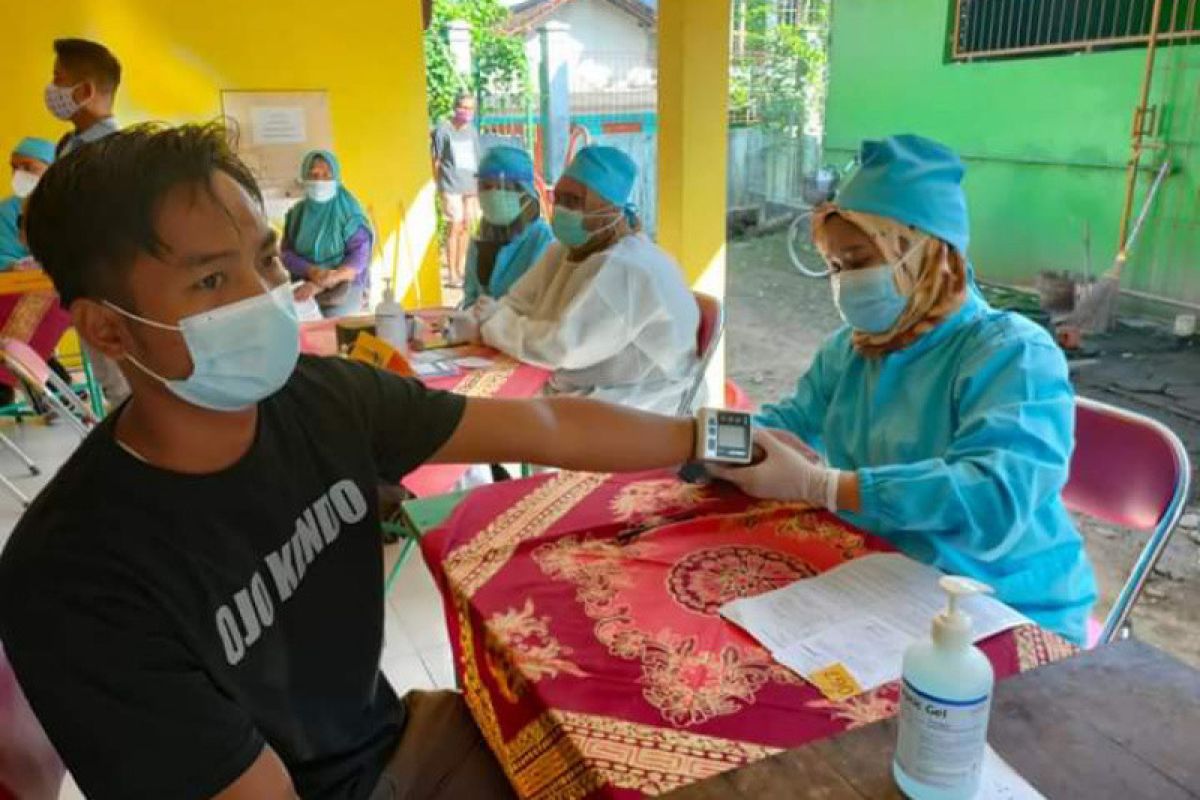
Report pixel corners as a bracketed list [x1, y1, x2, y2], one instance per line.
[812, 204, 969, 357]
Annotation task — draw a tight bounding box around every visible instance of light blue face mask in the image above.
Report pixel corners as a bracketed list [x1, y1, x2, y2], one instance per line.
[107, 281, 301, 411]
[479, 189, 526, 227]
[831, 256, 917, 334]
[551, 205, 621, 249]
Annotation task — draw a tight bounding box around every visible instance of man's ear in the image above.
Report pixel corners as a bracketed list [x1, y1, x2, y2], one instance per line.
[71, 299, 128, 360]
[73, 80, 97, 108]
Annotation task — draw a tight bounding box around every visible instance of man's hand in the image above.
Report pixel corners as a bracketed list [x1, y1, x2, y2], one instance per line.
[431, 396, 695, 473]
[709, 428, 841, 510]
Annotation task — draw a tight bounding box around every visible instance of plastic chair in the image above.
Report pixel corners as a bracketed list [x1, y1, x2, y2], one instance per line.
[1062, 396, 1192, 645]
[0, 643, 64, 800]
[675, 292, 725, 416]
[0, 339, 96, 437]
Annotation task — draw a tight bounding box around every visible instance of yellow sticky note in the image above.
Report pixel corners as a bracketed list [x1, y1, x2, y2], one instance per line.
[809, 663, 864, 701]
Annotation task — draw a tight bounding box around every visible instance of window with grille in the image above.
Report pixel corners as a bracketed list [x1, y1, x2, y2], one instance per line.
[951, 0, 1200, 61]
[777, 0, 800, 27]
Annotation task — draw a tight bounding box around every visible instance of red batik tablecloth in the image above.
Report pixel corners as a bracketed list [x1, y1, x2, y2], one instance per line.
[420, 470, 1078, 799]
[402, 351, 551, 496]
[297, 311, 551, 496]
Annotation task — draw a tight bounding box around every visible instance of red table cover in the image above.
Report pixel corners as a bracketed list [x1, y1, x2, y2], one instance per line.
[420, 470, 1078, 799]
[0, 291, 70, 389]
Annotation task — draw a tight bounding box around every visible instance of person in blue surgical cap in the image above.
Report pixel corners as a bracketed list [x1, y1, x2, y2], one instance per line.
[1, 137, 56, 269]
[461, 146, 553, 308]
[465, 145, 699, 413]
[711, 134, 1097, 645]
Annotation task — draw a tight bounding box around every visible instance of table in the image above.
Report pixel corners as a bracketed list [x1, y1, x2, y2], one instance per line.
[419, 470, 1078, 800]
[298, 310, 552, 496]
[665, 638, 1200, 799]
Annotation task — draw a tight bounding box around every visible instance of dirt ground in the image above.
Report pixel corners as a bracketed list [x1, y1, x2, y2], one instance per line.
[725, 231, 1200, 668]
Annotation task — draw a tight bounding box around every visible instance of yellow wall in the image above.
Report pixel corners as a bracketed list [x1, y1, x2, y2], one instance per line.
[658, 0, 732, 396]
[6, 0, 442, 306]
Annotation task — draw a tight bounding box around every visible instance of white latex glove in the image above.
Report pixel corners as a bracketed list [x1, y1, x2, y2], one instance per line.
[709, 428, 842, 511]
[447, 311, 481, 344]
[473, 295, 500, 322]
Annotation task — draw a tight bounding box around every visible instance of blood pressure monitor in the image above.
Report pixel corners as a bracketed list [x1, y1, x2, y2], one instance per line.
[695, 408, 755, 465]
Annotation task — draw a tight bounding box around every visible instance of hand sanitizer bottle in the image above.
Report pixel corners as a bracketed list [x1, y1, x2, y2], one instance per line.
[375, 277, 408, 353]
[894, 576, 995, 800]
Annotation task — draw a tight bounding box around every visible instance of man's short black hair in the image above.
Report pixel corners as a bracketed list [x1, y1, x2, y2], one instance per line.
[25, 122, 263, 306]
[53, 38, 122, 94]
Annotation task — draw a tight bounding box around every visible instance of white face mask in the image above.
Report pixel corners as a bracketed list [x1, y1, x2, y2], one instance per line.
[44, 82, 84, 121]
[11, 170, 39, 199]
[304, 180, 337, 203]
[105, 281, 301, 412]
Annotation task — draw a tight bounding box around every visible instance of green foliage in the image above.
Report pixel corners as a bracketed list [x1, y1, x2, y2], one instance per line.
[729, 0, 830, 136]
[424, 0, 531, 123]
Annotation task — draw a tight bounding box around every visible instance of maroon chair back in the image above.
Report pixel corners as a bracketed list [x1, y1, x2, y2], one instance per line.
[676, 292, 725, 415]
[1063, 398, 1184, 531]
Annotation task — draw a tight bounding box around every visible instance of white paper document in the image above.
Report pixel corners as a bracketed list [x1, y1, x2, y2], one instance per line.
[719, 554, 1030, 696]
[982, 746, 1045, 799]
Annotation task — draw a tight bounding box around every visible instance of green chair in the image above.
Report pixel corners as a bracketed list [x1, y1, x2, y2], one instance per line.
[382, 489, 469, 595]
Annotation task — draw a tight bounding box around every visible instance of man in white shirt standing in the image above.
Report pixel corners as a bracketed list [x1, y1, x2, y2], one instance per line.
[45, 38, 129, 407]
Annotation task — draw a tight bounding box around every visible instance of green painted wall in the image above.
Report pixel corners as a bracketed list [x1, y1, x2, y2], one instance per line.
[824, 0, 1199, 304]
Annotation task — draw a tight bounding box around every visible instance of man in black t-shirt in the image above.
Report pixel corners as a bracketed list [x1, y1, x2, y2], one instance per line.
[0, 124, 698, 800]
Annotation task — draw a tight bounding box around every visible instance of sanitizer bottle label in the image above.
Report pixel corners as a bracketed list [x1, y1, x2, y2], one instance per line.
[895, 679, 990, 789]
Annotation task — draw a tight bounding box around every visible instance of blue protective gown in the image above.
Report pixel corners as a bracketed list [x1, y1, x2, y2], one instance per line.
[0, 196, 29, 268]
[758, 292, 1096, 644]
[462, 219, 554, 308]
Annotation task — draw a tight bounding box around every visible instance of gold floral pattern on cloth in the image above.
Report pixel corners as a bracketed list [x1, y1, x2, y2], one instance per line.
[640, 632, 776, 726]
[486, 598, 587, 703]
[609, 479, 709, 523]
[534, 536, 779, 727]
[804, 684, 901, 729]
[1, 291, 54, 342]
[506, 709, 783, 800]
[453, 355, 519, 397]
[667, 546, 815, 616]
[718, 502, 867, 559]
[1013, 623, 1079, 671]
[445, 471, 608, 597]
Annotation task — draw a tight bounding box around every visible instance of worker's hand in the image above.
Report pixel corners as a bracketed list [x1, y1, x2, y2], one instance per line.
[708, 428, 840, 510]
[473, 295, 500, 322]
[306, 267, 331, 288]
[293, 282, 320, 302]
[447, 311, 481, 344]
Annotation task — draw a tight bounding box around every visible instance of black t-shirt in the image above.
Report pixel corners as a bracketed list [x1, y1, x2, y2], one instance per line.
[0, 356, 466, 799]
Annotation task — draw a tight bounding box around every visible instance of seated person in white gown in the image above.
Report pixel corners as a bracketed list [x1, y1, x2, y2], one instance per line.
[464, 146, 700, 415]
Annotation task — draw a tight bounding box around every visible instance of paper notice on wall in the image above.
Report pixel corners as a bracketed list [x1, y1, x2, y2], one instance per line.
[251, 107, 307, 145]
[720, 554, 1030, 698]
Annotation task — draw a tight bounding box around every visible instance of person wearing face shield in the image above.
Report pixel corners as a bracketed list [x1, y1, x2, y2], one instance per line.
[467, 145, 700, 414]
[1, 137, 55, 269]
[711, 135, 1096, 646]
[282, 150, 374, 318]
[461, 146, 553, 309]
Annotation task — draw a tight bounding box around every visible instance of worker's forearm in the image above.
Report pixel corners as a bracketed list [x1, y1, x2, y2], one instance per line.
[532, 397, 695, 472]
[835, 471, 861, 513]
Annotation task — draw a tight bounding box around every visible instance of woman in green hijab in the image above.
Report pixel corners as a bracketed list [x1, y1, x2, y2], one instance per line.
[283, 150, 374, 318]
